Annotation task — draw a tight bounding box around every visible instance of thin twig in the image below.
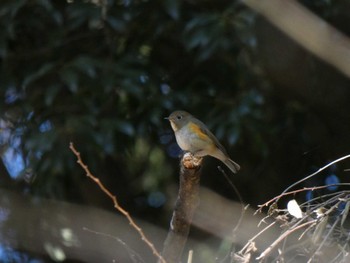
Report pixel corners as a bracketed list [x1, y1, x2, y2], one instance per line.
[218, 166, 249, 262]
[83, 227, 146, 263]
[69, 142, 166, 263]
[187, 250, 193, 263]
[252, 154, 350, 261]
[256, 220, 317, 260]
[256, 185, 331, 213]
[219, 166, 247, 233]
[307, 217, 340, 263]
[257, 183, 350, 213]
[281, 155, 350, 198]
[238, 220, 277, 255]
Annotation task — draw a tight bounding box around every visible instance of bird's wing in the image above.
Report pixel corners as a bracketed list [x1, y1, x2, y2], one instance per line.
[192, 118, 228, 155]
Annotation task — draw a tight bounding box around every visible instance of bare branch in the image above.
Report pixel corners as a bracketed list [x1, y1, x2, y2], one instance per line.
[256, 220, 317, 260]
[161, 153, 202, 263]
[69, 142, 166, 263]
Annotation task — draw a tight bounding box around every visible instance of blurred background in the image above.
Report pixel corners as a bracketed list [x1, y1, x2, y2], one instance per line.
[1, 0, 350, 262]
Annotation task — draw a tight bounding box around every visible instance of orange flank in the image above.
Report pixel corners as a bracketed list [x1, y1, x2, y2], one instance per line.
[188, 122, 210, 142]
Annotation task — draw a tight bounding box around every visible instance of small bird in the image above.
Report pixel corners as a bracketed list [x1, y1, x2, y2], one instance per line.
[166, 110, 240, 173]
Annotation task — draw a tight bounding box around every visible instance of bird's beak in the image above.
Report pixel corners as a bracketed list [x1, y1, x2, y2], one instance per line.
[164, 116, 170, 120]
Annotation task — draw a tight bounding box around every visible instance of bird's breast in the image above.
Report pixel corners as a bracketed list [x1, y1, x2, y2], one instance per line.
[174, 127, 191, 151]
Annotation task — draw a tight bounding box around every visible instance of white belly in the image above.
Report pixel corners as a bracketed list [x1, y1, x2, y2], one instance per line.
[174, 127, 201, 152]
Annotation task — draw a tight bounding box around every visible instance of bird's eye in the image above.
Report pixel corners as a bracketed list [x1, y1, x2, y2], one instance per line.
[176, 115, 182, 120]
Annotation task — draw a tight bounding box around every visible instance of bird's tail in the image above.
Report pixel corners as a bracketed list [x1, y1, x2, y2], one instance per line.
[223, 158, 240, 174]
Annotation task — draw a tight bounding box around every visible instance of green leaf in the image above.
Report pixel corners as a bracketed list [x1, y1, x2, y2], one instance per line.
[60, 68, 79, 93]
[71, 56, 97, 78]
[116, 121, 135, 136]
[163, 0, 180, 20]
[45, 85, 60, 106]
[22, 63, 55, 89]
